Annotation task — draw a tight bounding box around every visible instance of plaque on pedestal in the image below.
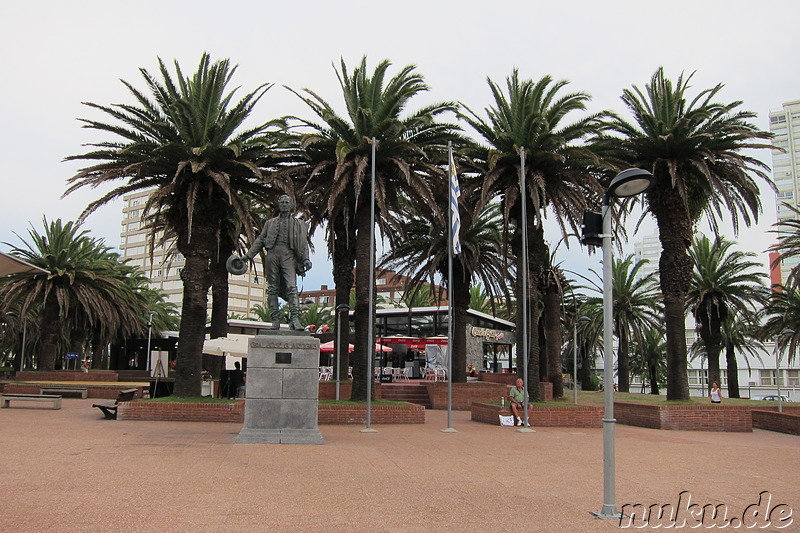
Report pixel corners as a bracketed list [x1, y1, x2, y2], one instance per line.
[236, 331, 323, 445]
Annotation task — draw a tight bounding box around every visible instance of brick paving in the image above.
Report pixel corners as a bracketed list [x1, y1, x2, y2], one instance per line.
[0, 398, 798, 532]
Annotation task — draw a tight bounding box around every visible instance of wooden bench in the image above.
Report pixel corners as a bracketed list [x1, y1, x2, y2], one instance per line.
[1, 393, 62, 410]
[92, 388, 138, 420]
[40, 387, 88, 399]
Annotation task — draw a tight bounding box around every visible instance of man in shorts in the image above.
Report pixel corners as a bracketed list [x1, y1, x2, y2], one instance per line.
[508, 378, 533, 427]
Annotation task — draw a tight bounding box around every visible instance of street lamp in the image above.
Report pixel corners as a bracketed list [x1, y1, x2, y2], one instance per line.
[777, 329, 794, 413]
[584, 168, 654, 519]
[573, 316, 590, 405]
[145, 311, 155, 373]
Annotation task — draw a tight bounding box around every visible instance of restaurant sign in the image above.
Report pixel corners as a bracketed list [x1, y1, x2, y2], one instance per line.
[470, 327, 505, 340]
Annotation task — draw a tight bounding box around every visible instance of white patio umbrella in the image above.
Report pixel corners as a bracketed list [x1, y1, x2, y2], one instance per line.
[202, 334, 251, 358]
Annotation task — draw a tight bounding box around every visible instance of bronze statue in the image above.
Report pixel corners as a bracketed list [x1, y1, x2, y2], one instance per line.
[227, 195, 312, 330]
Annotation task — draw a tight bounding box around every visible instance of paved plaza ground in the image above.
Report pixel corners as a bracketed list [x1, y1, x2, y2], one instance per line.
[0, 398, 798, 532]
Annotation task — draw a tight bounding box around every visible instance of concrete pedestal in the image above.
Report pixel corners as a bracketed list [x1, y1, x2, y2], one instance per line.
[236, 331, 323, 445]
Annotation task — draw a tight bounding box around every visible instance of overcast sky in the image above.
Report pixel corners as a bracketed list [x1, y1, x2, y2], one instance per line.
[2, 1, 798, 290]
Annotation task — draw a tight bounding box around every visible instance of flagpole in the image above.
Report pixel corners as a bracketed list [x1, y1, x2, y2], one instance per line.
[518, 147, 534, 433]
[442, 142, 457, 433]
[361, 137, 378, 434]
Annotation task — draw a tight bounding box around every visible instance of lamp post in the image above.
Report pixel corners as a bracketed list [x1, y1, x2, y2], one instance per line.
[586, 168, 654, 519]
[145, 311, 155, 373]
[777, 329, 794, 413]
[574, 316, 590, 405]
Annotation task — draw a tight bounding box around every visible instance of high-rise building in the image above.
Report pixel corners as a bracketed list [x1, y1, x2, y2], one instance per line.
[769, 100, 800, 283]
[119, 190, 266, 317]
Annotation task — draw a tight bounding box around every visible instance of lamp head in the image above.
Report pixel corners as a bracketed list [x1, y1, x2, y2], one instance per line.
[608, 168, 654, 199]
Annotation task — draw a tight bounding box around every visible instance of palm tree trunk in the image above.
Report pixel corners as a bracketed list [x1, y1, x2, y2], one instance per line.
[38, 293, 60, 371]
[451, 260, 469, 383]
[725, 342, 740, 398]
[173, 219, 215, 397]
[652, 194, 692, 401]
[617, 325, 630, 393]
[518, 221, 544, 402]
[332, 219, 355, 382]
[580, 341, 593, 390]
[697, 311, 723, 394]
[543, 283, 563, 398]
[350, 209, 373, 401]
[209, 253, 230, 339]
[648, 360, 660, 395]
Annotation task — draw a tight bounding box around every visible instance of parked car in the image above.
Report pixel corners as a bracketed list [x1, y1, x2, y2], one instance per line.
[751, 395, 792, 402]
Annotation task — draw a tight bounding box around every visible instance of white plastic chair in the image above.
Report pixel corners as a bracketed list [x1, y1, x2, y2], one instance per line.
[393, 367, 408, 381]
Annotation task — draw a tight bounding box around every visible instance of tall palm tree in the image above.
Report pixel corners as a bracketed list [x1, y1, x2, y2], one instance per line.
[687, 235, 768, 393]
[599, 67, 774, 400]
[380, 198, 510, 383]
[0, 219, 147, 370]
[460, 70, 606, 400]
[64, 54, 286, 396]
[286, 57, 461, 400]
[583, 255, 661, 392]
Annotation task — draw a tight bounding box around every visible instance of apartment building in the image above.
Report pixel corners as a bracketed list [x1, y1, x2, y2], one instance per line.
[119, 190, 266, 317]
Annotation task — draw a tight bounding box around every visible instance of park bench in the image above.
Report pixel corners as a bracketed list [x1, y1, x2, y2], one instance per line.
[39, 387, 88, 399]
[92, 388, 138, 420]
[1, 393, 62, 410]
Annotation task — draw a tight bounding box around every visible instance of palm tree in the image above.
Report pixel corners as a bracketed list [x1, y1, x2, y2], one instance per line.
[691, 310, 764, 398]
[460, 70, 606, 400]
[380, 197, 510, 383]
[64, 54, 286, 396]
[759, 284, 800, 365]
[286, 57, 461, 400]
[769, 202, 800, 289]
[0, 219, 147, 370]
[629, 328, 667, 395]
[582, 255, 661, 392]
[687, 235, 768, 393]
[599, 67, 774, 400]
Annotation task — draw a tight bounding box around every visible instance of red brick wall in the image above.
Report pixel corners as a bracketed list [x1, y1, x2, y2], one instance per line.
[426, 382, 510, 410]
[318, 382, 353, 400]
[615, 402, 752, 432]
[318, 404, 424, 424]
[478, 375, 554, 401]
[470, 402, 602, 427]
[752, 409, 800, 435]
[118, 400, 244, 422]
[614, 402, 661, 429]
[16, 371, 119, 382]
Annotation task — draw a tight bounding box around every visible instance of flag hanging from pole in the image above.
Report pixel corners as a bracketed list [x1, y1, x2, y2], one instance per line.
[449, 149, 461, 255]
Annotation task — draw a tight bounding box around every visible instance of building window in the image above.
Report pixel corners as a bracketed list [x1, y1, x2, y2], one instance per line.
[376, 278, 386, 286]
[760, 370, 776, 386]
[787, 370, 799, 387]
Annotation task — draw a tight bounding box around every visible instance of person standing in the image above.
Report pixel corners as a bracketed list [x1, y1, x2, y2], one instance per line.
[710, 381, 722, 404]
[228, 361, 245, 399]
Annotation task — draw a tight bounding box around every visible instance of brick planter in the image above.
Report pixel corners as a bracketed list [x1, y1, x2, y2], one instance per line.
[117, 400, 244, 422]
[318, 403, 424, 424]
[614, 402, 753, 432]
[752, 408, 800, 435]
[478, 374, 554, 401]
[318, 381, 353, 400]
[471, 402, 602, 427]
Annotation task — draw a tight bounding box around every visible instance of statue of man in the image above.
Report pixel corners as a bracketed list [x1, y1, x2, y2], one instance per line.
[227, 195, 312, 330]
